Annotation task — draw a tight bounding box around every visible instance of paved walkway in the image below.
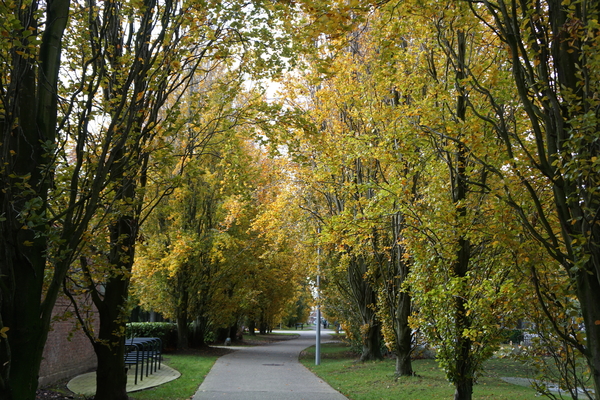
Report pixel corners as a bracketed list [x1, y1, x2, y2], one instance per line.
[67, 363, 180, 396]
[193, 329, 348, 400]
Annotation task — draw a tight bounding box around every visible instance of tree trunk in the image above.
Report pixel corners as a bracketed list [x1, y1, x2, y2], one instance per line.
[0, 0, 69, 398]
[347, 255, 383, 363]
[94, 338, 127, 400]
[453, 282, 474, 400]
[576, 265, 600, 397]
[391, 213, 413, 377]
[360, 322, 382, 362]
[395, 290, 413, 377]
[93, 273, 130, 400]
[229, 323, 239, 343]
[176, 285, 189, 350]
[190, 317, 208, 348]
[259, 321, 268, 335]
[248, 319, 256, 336]
[453, 376, 473, 400]
[91, 160, 137, 400]
[451, 30, 474, 400]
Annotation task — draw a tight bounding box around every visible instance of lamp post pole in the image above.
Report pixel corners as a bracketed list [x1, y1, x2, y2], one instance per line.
[316, 229, 321, 366]
[316, 274, 321, 365]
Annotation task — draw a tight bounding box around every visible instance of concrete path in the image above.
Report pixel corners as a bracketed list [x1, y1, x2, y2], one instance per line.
[193, 329, 348, 400]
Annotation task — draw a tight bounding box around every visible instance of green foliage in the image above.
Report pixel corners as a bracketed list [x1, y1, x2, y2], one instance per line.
[126, 323, 178, 351]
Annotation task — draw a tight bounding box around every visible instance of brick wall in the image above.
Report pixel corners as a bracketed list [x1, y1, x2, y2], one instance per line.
[38, 296, 98, 388]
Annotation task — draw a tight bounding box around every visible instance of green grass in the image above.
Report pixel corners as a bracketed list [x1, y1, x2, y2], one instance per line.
[300, 343, 542, 400]
[128, 352, 219, 400]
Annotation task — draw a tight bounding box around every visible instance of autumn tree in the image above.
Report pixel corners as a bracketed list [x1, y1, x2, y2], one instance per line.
[453, 0, 600, 396]
[132, 103, 257, 348]
[1, 0, 289, 399]
[55, 1, 257, 397]
[273, 1, 533, 391]
[269, 6, 425, 369]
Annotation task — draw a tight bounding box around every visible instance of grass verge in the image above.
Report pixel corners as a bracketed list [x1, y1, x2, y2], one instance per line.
[128, 351, 222, 400]
[300, 343, 542, 400]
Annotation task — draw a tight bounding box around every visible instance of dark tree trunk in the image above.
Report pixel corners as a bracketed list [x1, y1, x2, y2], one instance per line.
[248, 319, 256, 336]
[395, 290, 413, 377]
[360, 322, 382, 362]
[454, 377, 473, 400]
[88, 130, 139, 399]
[93, 336, 127, 400]
[177, 316, 190, 351]
[176, 289, 189, 351]
[348, 255, 383, 363]
[92, 211, 136, 400]
[259, 321, 268, 335]
[575, 266, 600, 397]
[229, 323, 240, 343]
[0, 0, 70, 398]
[190, 317, 208, 347]
[390, 213, 413, 377]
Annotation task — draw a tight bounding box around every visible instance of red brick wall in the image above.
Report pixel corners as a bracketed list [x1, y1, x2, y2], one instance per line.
[38, 296, 98, 387]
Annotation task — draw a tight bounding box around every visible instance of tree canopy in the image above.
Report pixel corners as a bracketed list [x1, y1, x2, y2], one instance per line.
[1, 1, 600, 400]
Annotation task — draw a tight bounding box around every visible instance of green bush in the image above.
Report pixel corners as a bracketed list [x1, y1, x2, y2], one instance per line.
[126, 322, 178, 350]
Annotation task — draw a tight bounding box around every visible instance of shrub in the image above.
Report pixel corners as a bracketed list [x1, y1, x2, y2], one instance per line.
[126, 322, 178, 351]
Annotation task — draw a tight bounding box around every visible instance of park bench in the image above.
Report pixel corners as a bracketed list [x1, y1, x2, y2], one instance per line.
[124, 337, 162, 385]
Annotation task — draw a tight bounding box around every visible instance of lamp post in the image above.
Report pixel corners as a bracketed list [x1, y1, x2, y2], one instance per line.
[316, 274, 321, 365]
[316, 229, 321, 366]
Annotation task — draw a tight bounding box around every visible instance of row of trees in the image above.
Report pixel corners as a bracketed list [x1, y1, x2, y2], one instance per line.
[0, 1, 309, 399]
[130, 123, 311, 349]
[2, 1, 599, 400]
[258, 1, 600, 400]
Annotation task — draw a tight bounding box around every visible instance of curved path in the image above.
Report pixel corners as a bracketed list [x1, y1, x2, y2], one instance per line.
[193, 329, 348, 400]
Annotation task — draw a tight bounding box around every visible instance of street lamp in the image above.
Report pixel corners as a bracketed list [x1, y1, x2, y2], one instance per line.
[316, 228, 321, 366]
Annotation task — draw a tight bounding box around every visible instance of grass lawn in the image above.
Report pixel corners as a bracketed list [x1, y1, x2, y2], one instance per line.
[128, 351, 221, 400]
[300, 343, 542, 400]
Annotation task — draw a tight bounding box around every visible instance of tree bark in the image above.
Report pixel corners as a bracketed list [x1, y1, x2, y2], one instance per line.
[360, 322, 383, 362]
[248, 319, 256, 336]
[391, 213, 413, 377]
[190, 317, 208, 347]
[348, 255, 383, 362]
[176, 288, 190, 351]
[575, 266, 600, 397]
[93, 213, 136, 400]
[93, 324, 128, 400]
[395, 290, 413, 377]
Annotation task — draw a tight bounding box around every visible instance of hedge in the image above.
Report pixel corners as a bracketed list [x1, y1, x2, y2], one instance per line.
[126, 322, 178, 351]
